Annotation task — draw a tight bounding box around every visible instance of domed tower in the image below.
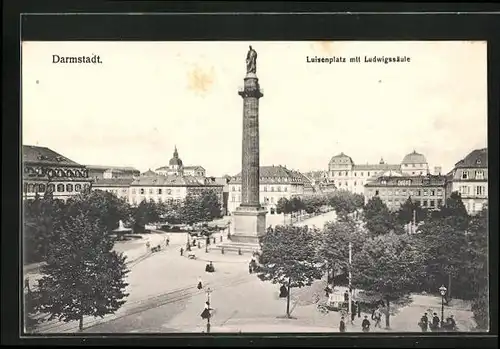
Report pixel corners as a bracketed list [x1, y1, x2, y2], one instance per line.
[401, 150, 429, 176]
[328, 152, 354, 177]
[168, 146, 184, 176]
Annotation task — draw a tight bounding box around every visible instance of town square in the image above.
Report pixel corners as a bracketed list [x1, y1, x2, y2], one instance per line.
[22, 41, 488, 334]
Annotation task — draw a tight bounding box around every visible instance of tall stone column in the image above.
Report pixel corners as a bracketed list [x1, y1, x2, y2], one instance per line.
[231, 49, 267, 245]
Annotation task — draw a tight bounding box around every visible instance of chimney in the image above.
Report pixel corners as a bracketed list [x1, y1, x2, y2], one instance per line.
[434, 166, 442, 175]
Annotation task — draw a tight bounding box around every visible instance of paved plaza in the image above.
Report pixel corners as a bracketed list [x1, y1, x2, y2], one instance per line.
[32, 211, 476, 334]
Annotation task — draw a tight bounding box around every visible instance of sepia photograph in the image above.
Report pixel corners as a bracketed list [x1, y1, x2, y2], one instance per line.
[21, 40, 489, 334]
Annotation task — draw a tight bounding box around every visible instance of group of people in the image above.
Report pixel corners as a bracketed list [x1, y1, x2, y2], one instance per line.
[339, 315, 374, 333]
[418, 312, 457, 332]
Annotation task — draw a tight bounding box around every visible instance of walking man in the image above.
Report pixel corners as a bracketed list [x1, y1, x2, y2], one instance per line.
[418, 313, 429, 332]
[197, 277, 203, 290]
[180, 247, 184, 256]
[430, 313, 440, 332]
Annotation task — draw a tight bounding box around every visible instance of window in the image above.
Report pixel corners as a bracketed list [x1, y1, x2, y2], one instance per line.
[66, 184, 73, 192]
[475, 171, 484, 180]
[430, 200, 435, 208]
[402, 189, 407, 194]
[437, 189, 442, 196]
[231, 195, 235, 202]
[264, 186, 267, 192]
[437, 199, 443, 207]
[412, 164, 415, 167]
[57, 184, 64, 192]
[423, 190, 428, 196]
[284, 187, 288, 192]
[38, 184, 46, 192]
[354, 181, 357, 186]
[345, 182, 348, 186]
[367, 172, 370, 176]
[354, 172, 357, 177]
[430, 190, 435, 196]
[415, 200, 421, 206]
[339, 182, 342, 186]
[476, 186, 484, 195]
[462, 171, 469, 179]
[460, 186, 470, 195]
[48, 184, 55, 192]
[27, 184, 35, 193]
[238, 186, 241, 192]
[416, 190, 421, 196]
[422, 200, 428, 207]
[158, 188, 162, 195]
[122, 189, 127, 194]
[375, 190, 379, 195]
[277, 186, 281, 192]
[271, 197, 274, 203]
[140, 188, 145, 195]
[361, 172, 364, 176]
[232, 186, 236, 192]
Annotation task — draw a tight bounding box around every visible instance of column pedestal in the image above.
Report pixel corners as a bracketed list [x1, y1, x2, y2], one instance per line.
[231, 206, 267, 245]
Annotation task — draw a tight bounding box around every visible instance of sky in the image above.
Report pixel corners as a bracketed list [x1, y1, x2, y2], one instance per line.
[22, 41, 487, 177]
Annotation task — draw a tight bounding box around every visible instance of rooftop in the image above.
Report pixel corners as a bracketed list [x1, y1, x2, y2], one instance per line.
[230, 165, 306, 184]
[131, 175, 222, 187]
[86, 165, 139, 172]
[329, 152, 354, 165]
[401, 150, 427, 165]
[454, 148, 488, 169]
[365, 174, 447, 187]
[23, 145, 83, 167]
[92, 178, 135, 187]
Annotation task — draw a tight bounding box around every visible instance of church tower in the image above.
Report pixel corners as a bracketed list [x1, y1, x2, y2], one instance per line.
[168, 146, 184, 176]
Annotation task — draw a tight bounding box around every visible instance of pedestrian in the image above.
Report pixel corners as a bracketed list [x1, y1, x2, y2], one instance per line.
[448, 315, 457, 331]
[213, 237, 216, 244]
[146, 241, 150, 252]
[339, 316, 346, 333]
[201, 301, 211, 319]
[372, 308, 382, 328]
[206, 236, 210, 246]
[248, 262, 253, 274]
[166, 237, 170, 246]
[418, 313, 429, 332]
[362, 315, 370, 332]
[220, 235, 223, 243]
[430, 313, 440, 332]
[344, 290, 349, 303]
[444, 314, 457, 332]
[197, 277, 203, 290]
[351, 301, 357, 323]
[198, 241, 201, 249]
[180, 247, 184, 256]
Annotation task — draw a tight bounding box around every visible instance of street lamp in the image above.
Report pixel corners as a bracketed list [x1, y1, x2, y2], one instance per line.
[205, 287, 212, 333]
[439, 285, 447, 327]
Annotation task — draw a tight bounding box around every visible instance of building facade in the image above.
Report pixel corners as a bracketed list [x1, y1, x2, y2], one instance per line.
[87, 165, 140, 180]
[446, 148, 488, 215]
[154, 146, 206, 178]
[23, 145, 92, 201]
[328, 150, 432, 194]
[364, 174, 447, 211]
[227, 165, 306, 215]
[93, 175, 224, 209]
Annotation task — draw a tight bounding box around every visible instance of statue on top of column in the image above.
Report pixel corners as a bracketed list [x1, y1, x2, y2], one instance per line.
[246, 45, 257, 74]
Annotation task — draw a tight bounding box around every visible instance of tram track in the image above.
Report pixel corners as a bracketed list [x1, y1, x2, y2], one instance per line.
[35, 273, 252, 333]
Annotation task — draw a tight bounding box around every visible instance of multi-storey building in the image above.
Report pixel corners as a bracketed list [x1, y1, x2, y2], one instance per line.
[93, 175, 224, 208]
[22, 145, 92, 201]
[364, 174, 447, 211]
[446, 148, 488, 215]
[87, 165, 140, 180]
[303, 170, 336, 193]
[227, 165, 306, 215]
[183, 166, 206, 177]
[328, 150, 432, 194]
[154, 146, 205, 177]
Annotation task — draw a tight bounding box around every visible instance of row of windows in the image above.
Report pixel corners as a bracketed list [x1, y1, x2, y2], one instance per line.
[461, 170, 485, 180]
[373, 188, 443, 196]
[459, 185, 486, 196]
[331, 171, 372, 177]
[403, 163, 426, 168]
[386, 198, 443, 208]
[131, 197, 183, 205]
[24, 183, 87, 193]
[230, 195, 283, 204]
[232, 186, 289, 192]
[131, 188, 180, 195]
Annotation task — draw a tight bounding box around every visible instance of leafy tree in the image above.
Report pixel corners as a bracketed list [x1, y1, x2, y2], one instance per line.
[24, 289, 42, 333]
[352, 233, 425, 328]
[66, 190, 131, 232]
[319, 218, 368, 288]
[329, 190, 358, 218]
[363, 196, 396, 236]
[181, 189, 222, 225]
[438, 191, 469, 231]
[396, 197, 427, 225]
[37, 207, 129, 331]
[276, 197, 288, 215]
[257, 225, 323, 318]
[131, 199, 160, 232]
[471, 285, 489, 331]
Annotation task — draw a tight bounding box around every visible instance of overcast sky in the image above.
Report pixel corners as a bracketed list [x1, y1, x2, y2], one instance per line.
[22, 41, 487, 176]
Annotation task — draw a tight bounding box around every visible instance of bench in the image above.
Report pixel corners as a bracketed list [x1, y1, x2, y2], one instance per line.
[188, 254, 197, 260]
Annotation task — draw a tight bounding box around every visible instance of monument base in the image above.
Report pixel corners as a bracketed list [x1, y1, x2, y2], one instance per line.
[231, 205, 267, 244]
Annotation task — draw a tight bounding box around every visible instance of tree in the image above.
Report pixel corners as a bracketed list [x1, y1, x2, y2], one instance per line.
[471, 285, 489, 331]
[37, 207, 129, 331]
[438, 191, 469, 231]
[352, 233, 425, 328]
[328, 190, 359, 219]
[66, 190, 131, 232]
[396, 197, 427, 225]
[132, 199, 160, 232]
[276, 197, 288, 215]
[181, 189, 222, 226]
[363, 196, 396, 236]
[319, 218, 368, 288]
[256, 225, 323, 318]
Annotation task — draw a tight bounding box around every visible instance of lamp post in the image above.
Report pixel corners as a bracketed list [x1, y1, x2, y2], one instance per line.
[206, 287, 212, 333]
[439, 285, 447, 327]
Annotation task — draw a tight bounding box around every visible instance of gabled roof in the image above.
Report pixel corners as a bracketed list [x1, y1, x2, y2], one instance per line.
[86, 165, 139, 172]
[23, 145, 83, 167]
[184, 165, 205, 170]
[141, 169, 157, 176]
[454, 148, 488, 168]
[230, 165, 305, 184]
[92, 178, 134, 187]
